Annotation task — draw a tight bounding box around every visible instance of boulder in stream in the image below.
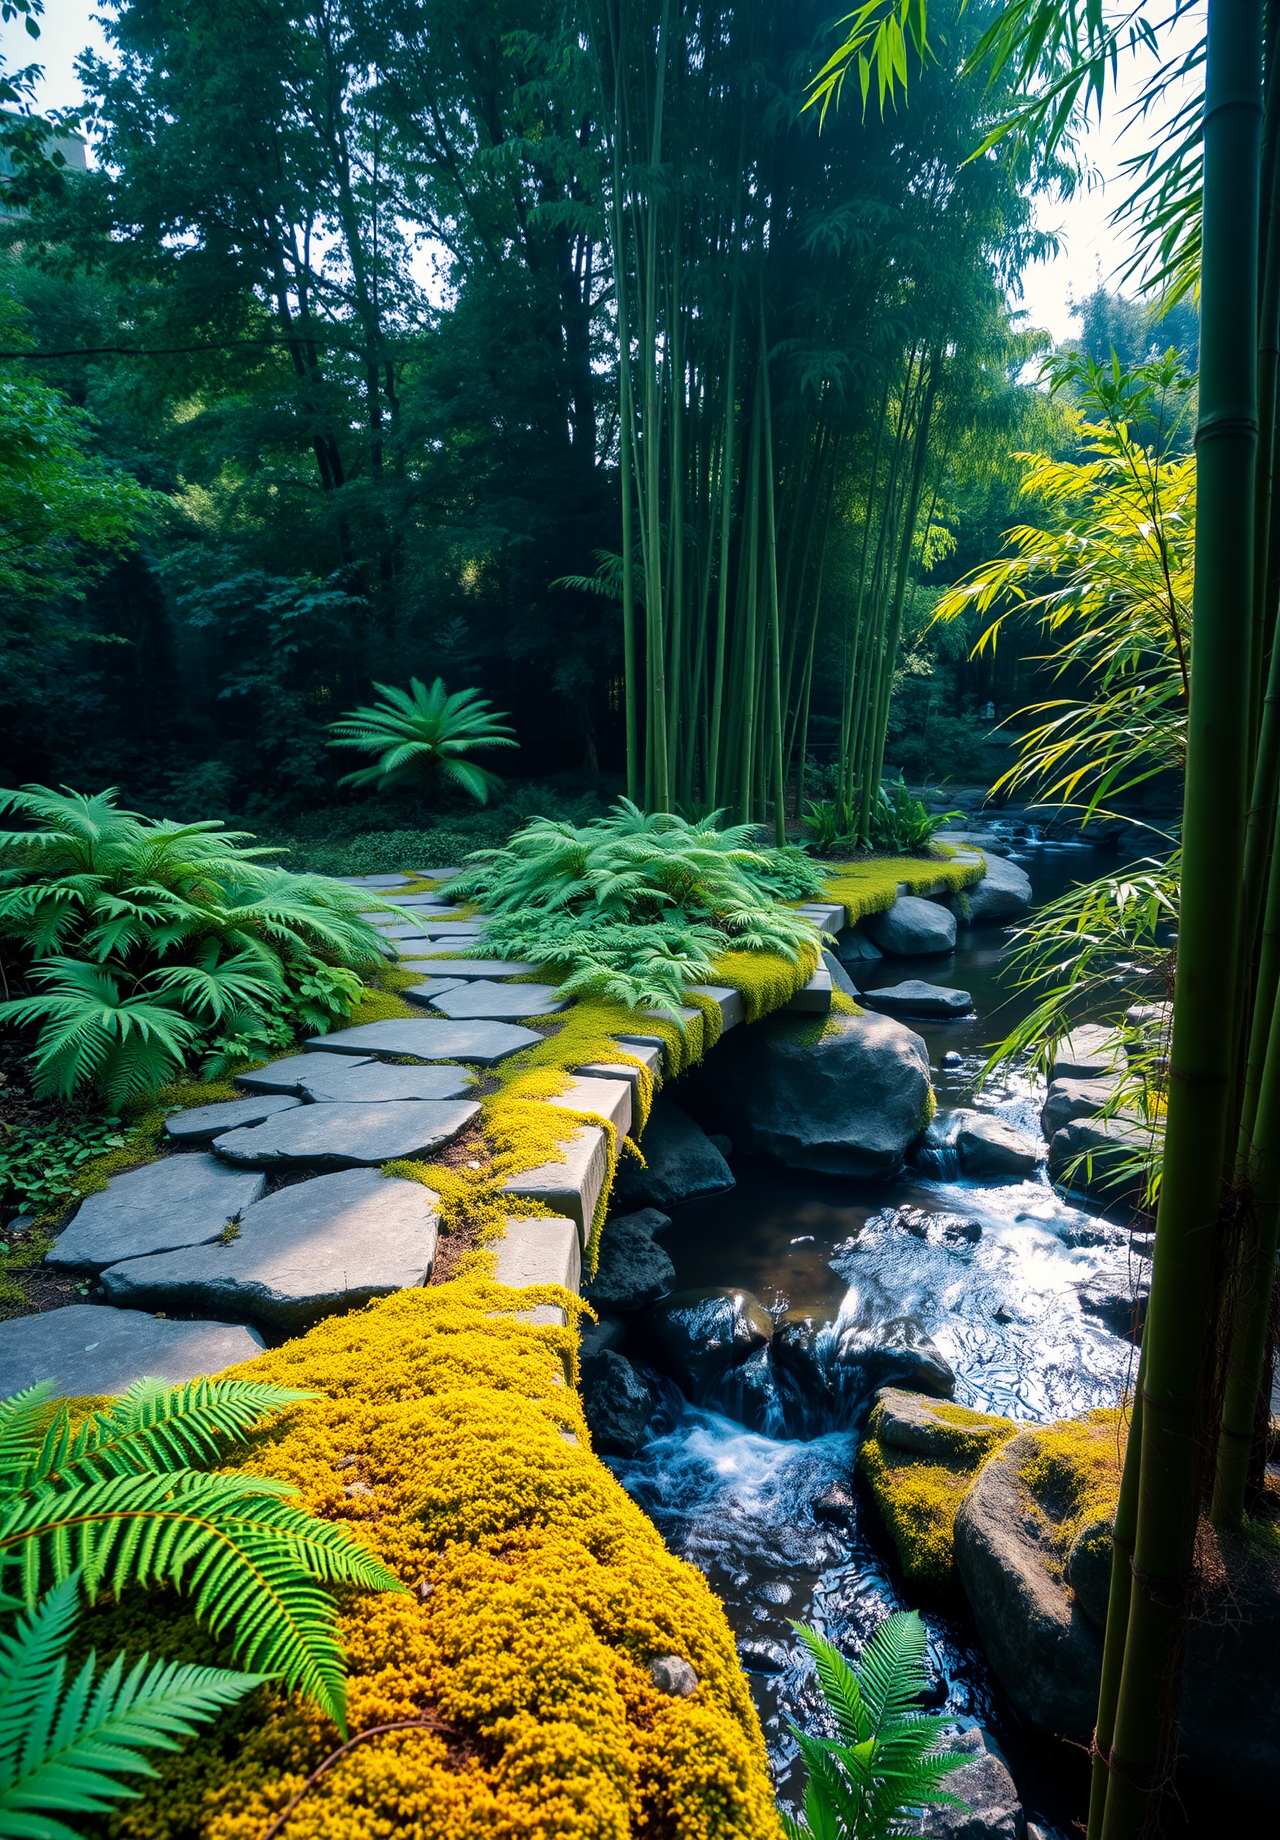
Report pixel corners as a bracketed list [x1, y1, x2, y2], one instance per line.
[916, 1727, 1023, 1840]
[1040, 1075, 1120, 1140]
[584, 1212, 675, 1312]
[637, 1287, 773, 1399]
[955, 1115, 1045, 1179]
[952, 853, 1032, 925]
[1049, 1115, 1156, 1204]
[609, 1097, 734, 1211]
[861, 979, 972, 1020]
[679, 1009, 933, 1179]
[580, 1349, 658, 1457]
[864, 895, 957, 957]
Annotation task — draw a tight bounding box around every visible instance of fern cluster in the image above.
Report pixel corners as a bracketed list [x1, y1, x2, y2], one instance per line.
[0, 1376, 403, 1836]
[450, 800, 822, 1013]
[0, 786, 388, 1105]
[803, 776, 961, 857]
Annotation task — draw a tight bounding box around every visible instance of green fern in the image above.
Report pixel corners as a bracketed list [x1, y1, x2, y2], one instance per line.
[0, 1573, 262, 1840]
[328, 677, 519, 801]
[0, 1380, 405, 1730]
[782, 1612, 969, 1840]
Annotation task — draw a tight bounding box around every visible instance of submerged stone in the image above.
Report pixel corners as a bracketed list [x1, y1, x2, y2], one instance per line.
[638, 1287, 773, 1399]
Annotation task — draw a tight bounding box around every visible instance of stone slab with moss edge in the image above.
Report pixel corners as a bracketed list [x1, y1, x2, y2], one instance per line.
[576, 1043, 663, 1097]
[427, 980, 569, 1020]
[491, 1214, 582, 1327]
[399, 921, 487, 939]
[0, 1304, 266, 1399]
[99, 1166, 440, 1330]
[539, 1073, 633, 1140]
[502, 1124, 609, 1248]
[234, 1050, 374, 1094]
[859, 979, 972, 1020]
[46, 1155, 268, 1275]
[375, 920, 467, 941]
[212, 1098, 480, 1169]
[162, 1093, 303, 1145]
[396, 957, 539, 979]
[795, 901, 847, 932]
[305, 1017, 543, 1063]
[780, 963, 832, 1013]
[684, 983, 744, 1029]
[295, 1060, 472, 1103]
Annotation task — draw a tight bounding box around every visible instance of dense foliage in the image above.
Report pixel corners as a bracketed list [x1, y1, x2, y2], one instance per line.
[328, 677, 519, 803]
[452, 800, 823, 1012]
[0, 785, 388, 1103]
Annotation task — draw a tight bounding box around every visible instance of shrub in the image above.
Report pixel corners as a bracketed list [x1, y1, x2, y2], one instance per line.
[802, 777, 960, 857]
[0, 786, 388, 1105]
[328, 677, 518, 802]
[450, 800, 822, 1014]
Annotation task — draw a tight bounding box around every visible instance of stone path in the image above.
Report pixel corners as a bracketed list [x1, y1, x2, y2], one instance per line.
[5, 870, 855, 1393]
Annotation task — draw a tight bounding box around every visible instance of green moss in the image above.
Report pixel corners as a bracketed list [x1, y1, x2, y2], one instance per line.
[858, 1438, 973, 1590]
[1016, 1408, 1125, 1555]
[819, 852, 985, 926]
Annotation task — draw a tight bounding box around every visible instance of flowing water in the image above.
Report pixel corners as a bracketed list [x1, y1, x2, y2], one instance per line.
[612, 832, 1142, 1832]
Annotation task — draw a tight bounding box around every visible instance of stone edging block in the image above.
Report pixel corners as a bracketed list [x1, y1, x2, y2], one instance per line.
[491, 1214, 581, 1327]
[502, 1124, 609, 1248]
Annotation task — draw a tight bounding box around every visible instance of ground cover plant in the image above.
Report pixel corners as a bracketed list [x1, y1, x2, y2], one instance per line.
[0, 786, 389, 1106]
[0, 1375, 402, 1834]
[449, 799, 825, 1013]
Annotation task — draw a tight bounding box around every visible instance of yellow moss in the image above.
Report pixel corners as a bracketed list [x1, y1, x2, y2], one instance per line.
[103, 1285, 782, 1840]
[1017, 1409, 1126, 1554]
[707, 942, 820, 1023]
[819, 853, 985, 926]
[858, 1438, 973, 1590]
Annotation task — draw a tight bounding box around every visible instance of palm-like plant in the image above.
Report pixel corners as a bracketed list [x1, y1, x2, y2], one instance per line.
[0, 1375, 404, 1835]
[0, 786, 387, 1102]
[782, 1612, 968, 1840]
[328, 678, 518, 803]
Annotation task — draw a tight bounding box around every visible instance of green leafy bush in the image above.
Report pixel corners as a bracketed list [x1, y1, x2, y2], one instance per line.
[0, 1115, 128, 1220]
[0, 786, 388, 1105]
[328, 677, 518, 802]
[451, 800, 819, 1013]
[803, 778, 960, 857]
[782, 1611, 968, 1840]
[0, 1375, 404, 1834]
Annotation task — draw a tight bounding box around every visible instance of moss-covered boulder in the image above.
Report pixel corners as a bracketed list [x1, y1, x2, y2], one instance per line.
[857, 1389, 1017, 1589]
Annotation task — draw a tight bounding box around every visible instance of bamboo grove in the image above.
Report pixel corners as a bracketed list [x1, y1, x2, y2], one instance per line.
[821, 4, 1280, 1837]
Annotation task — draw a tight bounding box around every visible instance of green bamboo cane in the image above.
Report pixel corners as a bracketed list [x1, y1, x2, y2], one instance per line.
[1088, 1370, 1144, 1839]
[759, 298, 787, 844]
[1096, 7, 1263, 1834]
[706, 285, 739, 807]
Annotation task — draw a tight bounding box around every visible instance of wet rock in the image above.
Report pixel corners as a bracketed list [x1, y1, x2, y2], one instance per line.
[1040, 1075, 1120, 1140]
[611, 1206, 672, 1238]
[1075, 1276, 1149, 1341]
[890, 1206, 983, 1248]
[941, 1050, 963, 1067]
[163, 1094, 302, 1144]
[955, 1116, 1045, 1179]
[716, 1344, 781, 1429]
[915, 1727, 1022, 1840]
[1049, 1116, 1155, 1204]
[833, 1306, 955, 1403]
[610, 1097, 734, 1211]
[638, 1287, 773, 1398]
[46, 1156, 267, 1274]
[862, 979, 972, 1019]
[580, 1349, 657, 1456]
[870, 1388, 1015, 1465]
[583, 1215, 676, 1312]
[952, 853, 1033, 926]
[772, 1311, 830, 1400]
[579, 1314, 626, 1358]
[679, 1010, 933, 1180]
[864, 895, 957, 958]
[1064, 1516, 1114, 1627]
[706, 1132, 733, 1158]
[650, 1654, 699, 1696]
[1049, 1025, 1124, 1082]
[0, 1304, 264, 1399]
[811, 1479, 857, 1524]
[212, 1098, 480, 1168]
[736, 1639, 788, 1674]
[833, 927, 883, 963]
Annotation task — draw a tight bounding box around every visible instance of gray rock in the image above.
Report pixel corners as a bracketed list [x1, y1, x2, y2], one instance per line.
[306, 1018, 543, 1064]
[46, 1156, 267, 1275]
[1064, 1517, 1114, 1628]
[706, 1133, 733, 1158]
[426, 980, 568, 1019]
[99, 1167, 440, 1330]
[583, 1216, 676, 1312]
[163, 1094, 303, 1144]
[680, 1010, 932, 1179]
[832, 1282, 956, 1404]
[1075, 1276, 1149, 1341]
[650, 1654, 699, 1698]
[338, 873, 411, 887]
[639, 1288, 774, 1398]
[1049, 1116, 1155, 1203]
[833, 927, 884, 964]
[401, 976, 469, 1005]
[870, 1387, 1011, 1463]
[1125, 1000, 1171, 1033]
[811, 1479, 857, 1524]
[236, 1051, 372, 1094]
[608, 1207, 672, 1238]
[933, 831, 1011, 855]
[580, 1349, 657, 1456]
[915, 1727, 1021, 1840]
[864, 895, 957, 957]
[862, 979, 972, 1019]
[212, 1098, 479, 1169]
[579, 1314, 626, 1357]
[395, 959, 540, 979]
[375, 921, 455, 941]
[942, 1050, 963, 1067]
[952, 852, 1033, 925]
[1040, 1076, 1120, 1140]
[956, 1116, 1045, 1179]
[610, 1097, 734, 1211]
[0, 1305, 264, 1399]
[1049, 1025, 1124, 1082]
[297, 1061, 472, 1103]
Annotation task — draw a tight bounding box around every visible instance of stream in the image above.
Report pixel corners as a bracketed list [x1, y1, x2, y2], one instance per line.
[612, 834, 1143, 1834]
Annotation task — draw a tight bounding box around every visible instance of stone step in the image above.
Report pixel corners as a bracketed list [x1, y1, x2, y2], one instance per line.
[47, 1156, 267, 1274]
[335, 873, 413, 888]
[685, 984, 745, 1031]
[416, 866, 463, 880]
[396, 958, 540, 980]
[402, 974, 469, 1005]
[796, 901, 847, 933]
[426, 980, 569, 1020]
[306, 1018, 543, 1064]
[296, 1060, 471, 1103]
[236, 1050, 373, 1093]
[0, 1305, 265, 1399]
[575, 1042, 663, 1104]
[502, 1125, 608, 1249]
[541, 1074, 633, 1139]
[163, 1093, 301, 1144]
[100, 1167, 441, 1331]
[781, 964, 833, 1013]
[212, 1098, 480, 1169]
[491, 1215, 581, 1328]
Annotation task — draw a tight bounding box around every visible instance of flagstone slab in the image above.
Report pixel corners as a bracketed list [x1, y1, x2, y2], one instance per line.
[163, 1093, 303, 1145]
[100, 1168, 440, 1330]
[46, 1156, 268, 1274]
[235, 1051, 373, 1094]
[335, 874, 412, 887]
[403, 976, 470, 1006]
[427, 980, 568, 1020]
[212, 1099, 480, 1169]
[397, 958, 539, 979]
[296, 1061, 473, 1103]
[0, 1305, 265, 1399]
[305, 1019, 542, 1063]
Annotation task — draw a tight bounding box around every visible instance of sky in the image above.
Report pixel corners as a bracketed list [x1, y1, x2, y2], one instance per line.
[1, 1, 1199, 347]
